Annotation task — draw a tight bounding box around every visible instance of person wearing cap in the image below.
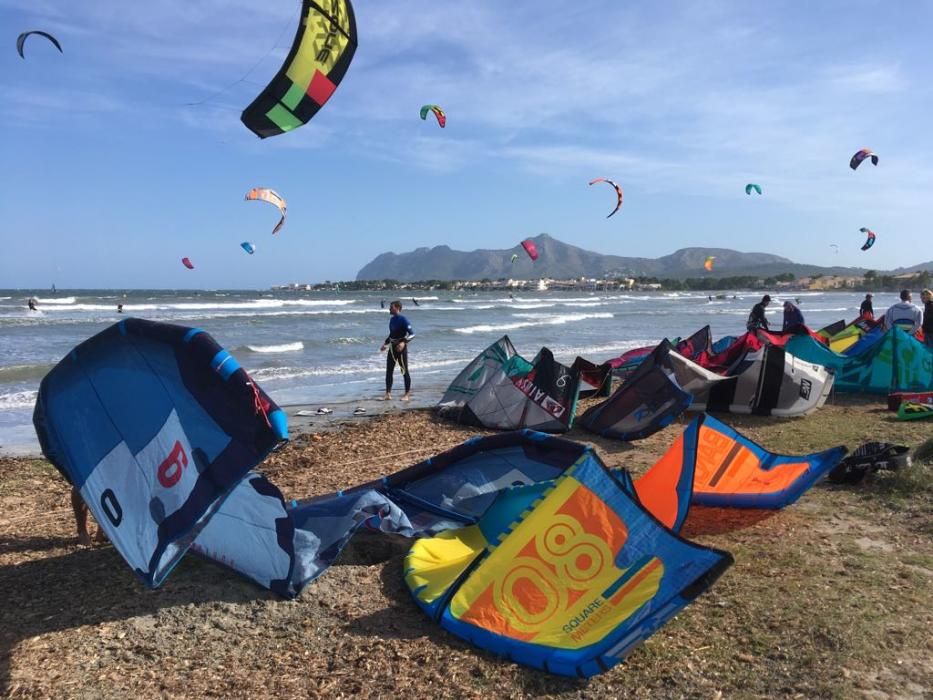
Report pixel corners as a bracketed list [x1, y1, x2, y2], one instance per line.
[782, 300, 806, 333]
[921, 288, 933, 348]
[883, 290, 922, 333]
[859, 293, 874, 320]
[746, 294, 772, 332]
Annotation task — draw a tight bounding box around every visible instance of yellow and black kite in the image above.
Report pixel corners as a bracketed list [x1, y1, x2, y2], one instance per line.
[241, 0, 357, 139]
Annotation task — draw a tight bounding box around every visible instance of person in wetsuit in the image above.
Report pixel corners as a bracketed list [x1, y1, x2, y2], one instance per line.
[380, 300, 414, 401]
[746, 294, 772, 331]
[27, 298, 38, 311]
[859, 293, 874, 320]
[921, 289, 933, 348]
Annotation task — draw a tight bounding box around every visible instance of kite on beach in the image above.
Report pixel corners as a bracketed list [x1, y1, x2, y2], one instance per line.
[245, 188, 287, 235]
[240, 0, 357, 138]
[850, 148, 878, 170]
[588, 178, 623, 217]
[16, 30, 62, 58]
[419, 104, 446, 128]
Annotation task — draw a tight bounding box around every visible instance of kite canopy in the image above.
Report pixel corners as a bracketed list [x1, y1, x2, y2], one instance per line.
[521, 239, 539, 261]
[850, 148, 878, 170]
[245, 188, 287, 235]
[860, 227, 876, 251]
[419, 104, 446, 128]
[437, 336, 581, 432]
[240, 241, 256, 255]
[745, 183, 762, 195]
[404, 441, 732, 677]
[181, 257, 194, 269]
[510, 253, 519, 263]
[241, 0, 357, 138]
[588, 178, 624, 217]
[32, 319, 288, 588]
[16, 30, 62, 58]
[634, 414, 847, 514]
[703, 256, 715, 272]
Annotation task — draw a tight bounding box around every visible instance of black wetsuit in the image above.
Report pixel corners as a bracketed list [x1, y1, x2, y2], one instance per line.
[860, 299, 874, 317]
[385, 314, 414, 393]
[746, 302, 770, 331]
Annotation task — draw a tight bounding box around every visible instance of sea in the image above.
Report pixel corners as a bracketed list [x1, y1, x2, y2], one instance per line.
[0, 288, 868, 455]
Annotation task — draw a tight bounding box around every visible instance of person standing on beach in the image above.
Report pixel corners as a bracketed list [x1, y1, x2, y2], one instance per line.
[782, 300, 806, 333]
[746, 294, 771, 332]
[883, 290, 922, 333]
[921, 289, 933, 348]
[859, 293, 874, 320]
[380, 300, 414, 401]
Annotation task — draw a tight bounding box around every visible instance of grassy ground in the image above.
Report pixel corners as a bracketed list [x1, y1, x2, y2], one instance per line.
[1, 396, 931, 699]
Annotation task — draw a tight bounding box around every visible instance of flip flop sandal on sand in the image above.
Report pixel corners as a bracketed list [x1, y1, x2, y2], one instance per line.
[353, 407, 367, 415]
[316, 407, 333, 415]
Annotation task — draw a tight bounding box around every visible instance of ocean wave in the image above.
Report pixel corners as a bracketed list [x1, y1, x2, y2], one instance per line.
[455, 312, 614, 334]
[34, 297, 76, 304]
[0, 363, 53, 383]
[0, 390, 38, 409]
[244, 341, 304, 353]
[511, 303, 552, 310]
[250, 356, 475, 382]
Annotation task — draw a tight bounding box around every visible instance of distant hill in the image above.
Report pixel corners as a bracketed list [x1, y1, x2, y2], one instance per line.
[355, 233, 902, 281]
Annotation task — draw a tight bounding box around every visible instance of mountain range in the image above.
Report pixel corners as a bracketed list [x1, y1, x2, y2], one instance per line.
[356, 234, 932, 282]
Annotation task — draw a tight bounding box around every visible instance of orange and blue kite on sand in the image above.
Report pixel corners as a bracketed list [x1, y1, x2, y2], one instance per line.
[633, 413, 848, 530]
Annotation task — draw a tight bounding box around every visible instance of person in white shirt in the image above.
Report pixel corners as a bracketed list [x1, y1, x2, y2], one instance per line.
[883, 290, 923, 333]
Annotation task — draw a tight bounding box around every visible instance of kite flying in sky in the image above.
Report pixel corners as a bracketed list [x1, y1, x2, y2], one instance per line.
[419, 104, 446, 128]
[16, 30, 62, 58]
[245, 188, 287, 235]
[588, 178, 623, 217]
[521, 239, 539, 261]
[745, 183, 762, 195]
[850, 148, 878, 170]
[181, 257, 195, 270]
[241, 242, 256, 255]
[704, 256, 715, 272]
[860, 228, 876, 251]
[240, 0, 357, 138]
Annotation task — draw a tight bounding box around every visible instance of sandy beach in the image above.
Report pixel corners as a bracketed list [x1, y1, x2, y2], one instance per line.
[2, 396, 931, 698]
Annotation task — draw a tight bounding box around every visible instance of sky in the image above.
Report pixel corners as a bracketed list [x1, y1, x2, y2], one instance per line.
[1, 0, 931, 289]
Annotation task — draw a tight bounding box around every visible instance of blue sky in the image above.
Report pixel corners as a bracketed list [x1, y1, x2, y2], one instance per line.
[1, 0, 931, 289]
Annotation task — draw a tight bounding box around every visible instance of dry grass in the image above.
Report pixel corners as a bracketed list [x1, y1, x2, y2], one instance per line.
[1, 396, 931, 699]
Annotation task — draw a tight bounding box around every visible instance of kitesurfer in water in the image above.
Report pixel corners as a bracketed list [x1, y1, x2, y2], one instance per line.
[117, 304, 124, 314]
[412, 297, 420, 306]
[27, 298, 38, 311]
[746, 295, 771, 332]
[380, 300, 414, 401]
[860, 293, 874, 320]
[380, 299, 385, 309]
